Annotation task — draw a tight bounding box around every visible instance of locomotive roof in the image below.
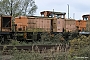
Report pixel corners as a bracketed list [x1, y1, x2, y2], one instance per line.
[40, 11, 66, 15]
[0, 15, 11, 17]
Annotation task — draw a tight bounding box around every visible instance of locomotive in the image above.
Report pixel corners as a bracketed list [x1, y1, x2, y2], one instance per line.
[0, 14, 65, 43]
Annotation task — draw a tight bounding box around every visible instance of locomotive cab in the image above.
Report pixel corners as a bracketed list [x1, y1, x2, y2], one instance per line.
[0, 15, 12, 32]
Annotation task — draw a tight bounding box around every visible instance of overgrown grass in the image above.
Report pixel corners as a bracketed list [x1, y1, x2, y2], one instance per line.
[1, 35, 90, 60]
[0, 39, 67, 46]
[0, 46, 71, 60]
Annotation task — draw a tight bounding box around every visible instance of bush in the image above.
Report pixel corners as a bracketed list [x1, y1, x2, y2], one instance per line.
[69, 35, 90, 60]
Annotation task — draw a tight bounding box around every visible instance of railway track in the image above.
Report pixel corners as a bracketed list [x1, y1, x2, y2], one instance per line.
[0, 45, 68, 51]
[0, 45, 69, 55]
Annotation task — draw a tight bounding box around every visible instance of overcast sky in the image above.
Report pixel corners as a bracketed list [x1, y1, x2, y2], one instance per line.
[35, 0, 90, 20]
